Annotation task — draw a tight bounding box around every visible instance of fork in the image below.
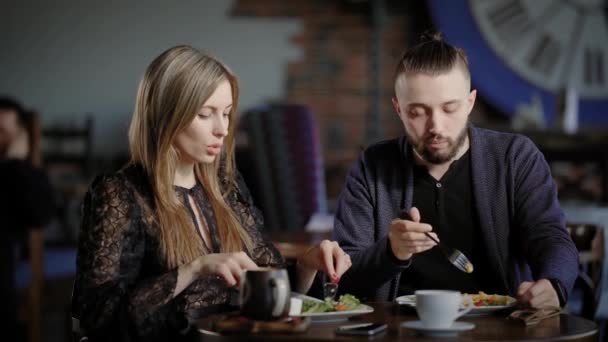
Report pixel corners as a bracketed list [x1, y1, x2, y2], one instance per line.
[399, 209, 474, 273]
[322, 269, 340, 302]
[323, 281, 338, 302]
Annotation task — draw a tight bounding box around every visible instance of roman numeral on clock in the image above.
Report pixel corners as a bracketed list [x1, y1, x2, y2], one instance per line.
[527, 34, 561, 75]
[584, 48, 605, 86]
[487, 0, 532, 46]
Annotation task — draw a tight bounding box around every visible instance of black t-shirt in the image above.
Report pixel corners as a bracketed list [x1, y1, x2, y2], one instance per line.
[0, 159, 55, 237]
[398, 150, 503, 295]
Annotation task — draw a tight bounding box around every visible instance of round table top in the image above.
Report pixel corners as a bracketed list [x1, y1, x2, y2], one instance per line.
[195, 302, 598, 341]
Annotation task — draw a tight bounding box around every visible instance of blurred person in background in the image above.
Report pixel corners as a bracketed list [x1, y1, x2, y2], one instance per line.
[0, 96, 55, 341]
[71, 45, 352, 342]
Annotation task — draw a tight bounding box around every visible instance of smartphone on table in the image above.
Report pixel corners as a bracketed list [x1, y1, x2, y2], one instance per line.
[335, 322, 388, 336]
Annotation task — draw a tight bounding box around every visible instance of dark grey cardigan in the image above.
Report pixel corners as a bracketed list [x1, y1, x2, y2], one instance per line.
[333, 125, 578, 302]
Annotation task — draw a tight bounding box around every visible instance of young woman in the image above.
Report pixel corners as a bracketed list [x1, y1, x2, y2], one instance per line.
[71, 46, 351, 341]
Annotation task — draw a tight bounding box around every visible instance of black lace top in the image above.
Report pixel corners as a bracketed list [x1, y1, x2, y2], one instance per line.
[72, 165, 284, 341]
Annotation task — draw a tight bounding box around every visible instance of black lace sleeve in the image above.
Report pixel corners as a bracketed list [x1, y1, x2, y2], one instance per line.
[231, 171, 285, 268]
[73, 174, 181, 341]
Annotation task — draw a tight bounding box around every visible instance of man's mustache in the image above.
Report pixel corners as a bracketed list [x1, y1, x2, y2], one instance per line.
[424, 134, 449, 143]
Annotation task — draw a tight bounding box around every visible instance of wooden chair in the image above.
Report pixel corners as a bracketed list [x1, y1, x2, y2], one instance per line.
[42, 117, 94, 177]
[14, 111, 80, 342]
[14, 230, 45, 342]
[40, 117, 93, 342]
[566, 222, 604, 319]
[42, 116, 94, 243]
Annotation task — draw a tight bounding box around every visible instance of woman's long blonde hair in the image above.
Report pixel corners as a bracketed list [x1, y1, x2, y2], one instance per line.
[128, 45, 253, 268]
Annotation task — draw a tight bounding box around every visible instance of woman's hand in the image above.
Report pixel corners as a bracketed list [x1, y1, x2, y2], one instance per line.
[298, 240, 352, 283]
[193, 251, 259, 287]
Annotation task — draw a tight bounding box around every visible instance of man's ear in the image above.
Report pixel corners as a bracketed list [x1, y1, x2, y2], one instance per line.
[467, 89, 477, 115]
[392, 97, 401, 115]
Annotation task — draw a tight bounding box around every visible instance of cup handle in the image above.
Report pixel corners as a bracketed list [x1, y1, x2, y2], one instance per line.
[271, 277, 288, 317]
[456, 306, 473, 318]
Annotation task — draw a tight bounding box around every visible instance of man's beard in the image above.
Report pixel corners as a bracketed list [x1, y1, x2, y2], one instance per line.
[411, 125, 468, 165]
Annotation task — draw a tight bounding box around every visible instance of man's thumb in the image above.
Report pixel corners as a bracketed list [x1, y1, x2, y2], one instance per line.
[409, 207, 421, 222]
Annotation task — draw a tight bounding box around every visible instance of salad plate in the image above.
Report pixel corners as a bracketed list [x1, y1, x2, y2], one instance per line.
[291, 293, 373, 322]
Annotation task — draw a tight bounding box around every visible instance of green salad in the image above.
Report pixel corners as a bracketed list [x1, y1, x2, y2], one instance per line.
[301, 294, 362, 314]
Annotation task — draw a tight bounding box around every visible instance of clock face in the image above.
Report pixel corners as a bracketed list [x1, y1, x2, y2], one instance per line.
[470, 0, 608, 99]
[427, 0, 608, 125]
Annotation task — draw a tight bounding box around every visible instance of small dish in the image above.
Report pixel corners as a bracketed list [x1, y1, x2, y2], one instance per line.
[401, 320, 475, 337]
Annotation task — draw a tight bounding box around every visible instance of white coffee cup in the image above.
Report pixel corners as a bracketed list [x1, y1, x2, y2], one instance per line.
[415, 290, 471, 329]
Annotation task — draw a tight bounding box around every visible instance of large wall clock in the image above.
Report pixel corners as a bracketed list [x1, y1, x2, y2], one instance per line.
[427, 0, 608, 126]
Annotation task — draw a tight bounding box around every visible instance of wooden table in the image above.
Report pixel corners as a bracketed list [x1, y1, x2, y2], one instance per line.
[195, 302, 597, 341]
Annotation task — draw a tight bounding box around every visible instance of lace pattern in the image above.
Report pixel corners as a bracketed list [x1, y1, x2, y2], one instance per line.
[72, 165, 284, 341]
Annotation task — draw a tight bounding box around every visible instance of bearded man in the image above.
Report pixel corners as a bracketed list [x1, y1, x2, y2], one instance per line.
[332, 32, 577, 310]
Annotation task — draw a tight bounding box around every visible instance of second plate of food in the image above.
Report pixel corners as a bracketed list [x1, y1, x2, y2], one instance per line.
[395, 292, 516, 314]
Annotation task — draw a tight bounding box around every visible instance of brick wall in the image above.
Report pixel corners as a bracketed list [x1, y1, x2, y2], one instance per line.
[231, 0, 425, 200]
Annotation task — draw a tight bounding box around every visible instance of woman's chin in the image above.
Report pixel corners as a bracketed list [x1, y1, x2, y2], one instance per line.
[197, 154, 217, 164]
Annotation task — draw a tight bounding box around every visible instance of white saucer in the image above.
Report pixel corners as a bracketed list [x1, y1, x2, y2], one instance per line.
[401, 321, 475, 337]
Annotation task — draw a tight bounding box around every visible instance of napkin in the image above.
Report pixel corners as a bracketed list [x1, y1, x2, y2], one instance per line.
[289, 297, 303, 316]
[508, 308, 561, 325]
